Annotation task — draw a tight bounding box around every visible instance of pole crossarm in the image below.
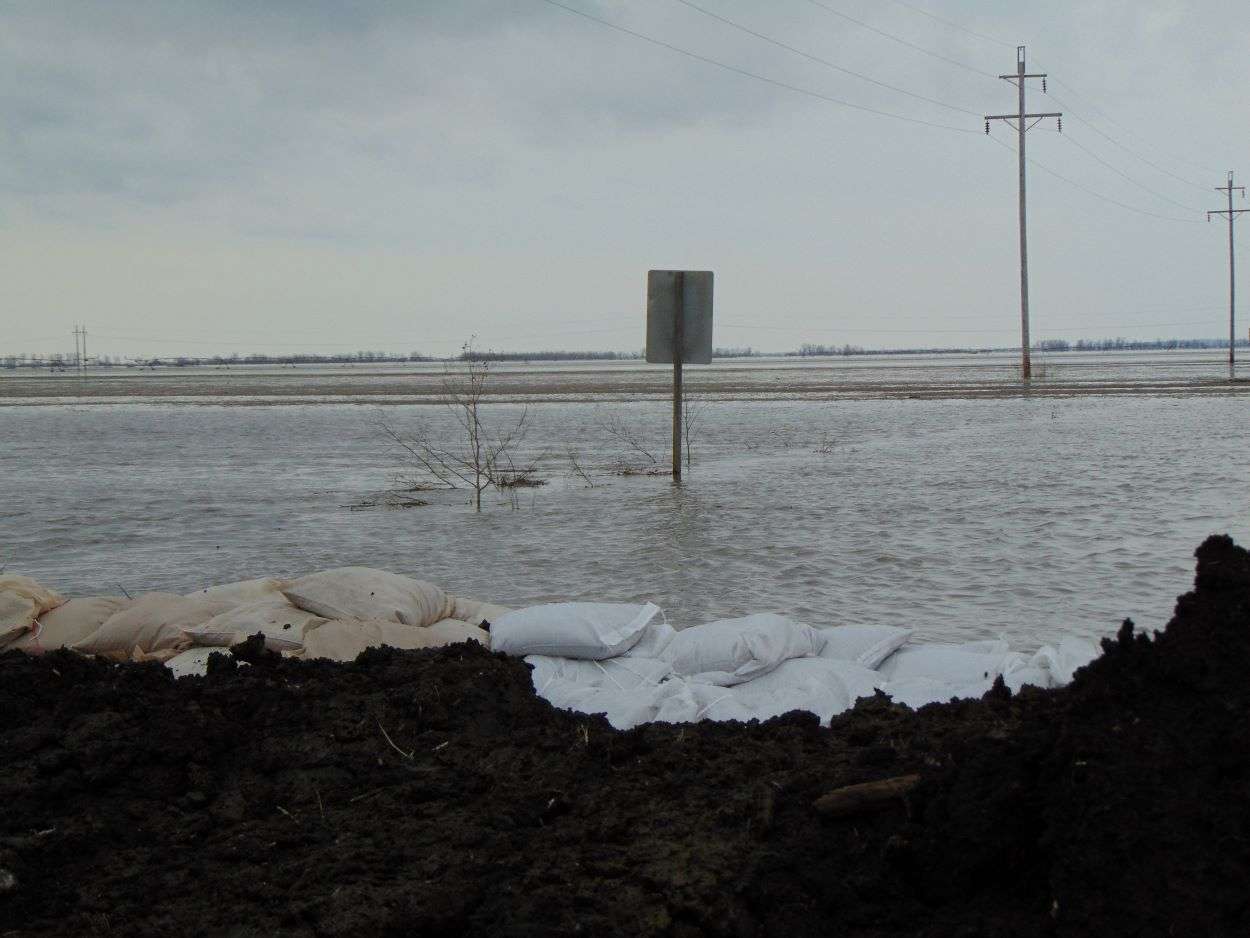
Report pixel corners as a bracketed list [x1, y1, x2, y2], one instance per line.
[999, 73, 1047, 80]
[1208, 209, 1250, 219]
[985, 112, 1062, 121]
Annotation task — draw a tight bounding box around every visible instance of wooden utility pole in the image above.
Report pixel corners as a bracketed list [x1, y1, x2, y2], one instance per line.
[1208, 172, 1247, 380]
[672, 271, 684, 482]
[985, 46, 1061, 381]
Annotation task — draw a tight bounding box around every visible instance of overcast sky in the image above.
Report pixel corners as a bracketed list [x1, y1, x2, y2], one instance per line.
[2, 0, 1248, 358]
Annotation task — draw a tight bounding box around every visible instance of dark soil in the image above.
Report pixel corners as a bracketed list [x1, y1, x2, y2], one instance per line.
[2, 535, 1249, 937]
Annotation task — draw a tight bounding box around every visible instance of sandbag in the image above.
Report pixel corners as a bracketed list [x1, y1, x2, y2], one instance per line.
[742, 657, 882, 709]
[491, 602, 660, 660]
[7, 596, 130, 655]
[448, 597, 513, 627]
[0, 575, 66, 647]
[620, 619, 677, 659]
[72, 593, 234, 662]
[664, 613, 827, 686]
[527, 655, 673, 694]
[1030, 637, 1099, 685]
[184, 597, 326, 652]
[184, 577, 290, 607]
[539, 678, 681, 731]
[1003, 665, 1053, 694]
[875, 639, 1024, 686]
[283, 567, 450, 626]
[817, 624, 913, 670]
[881, 676, 996, 710]
[300, 619, 455, 663]
[426, 618, 492, 648]
[165, 646, 229, 678]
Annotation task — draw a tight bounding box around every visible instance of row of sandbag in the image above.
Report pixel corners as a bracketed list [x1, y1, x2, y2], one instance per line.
[485, 603, 1100, 729]
[0, 569, 508, 674]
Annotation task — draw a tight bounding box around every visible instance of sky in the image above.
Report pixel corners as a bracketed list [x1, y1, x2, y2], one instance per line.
[2, 0, 1248, 359]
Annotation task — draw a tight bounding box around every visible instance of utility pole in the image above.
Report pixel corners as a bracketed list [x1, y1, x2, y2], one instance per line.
[672, 272, 685, 483]
[1208, 171, 1247, 380]
[985, 46, 1061, 381]
[72, 324, 83, 374]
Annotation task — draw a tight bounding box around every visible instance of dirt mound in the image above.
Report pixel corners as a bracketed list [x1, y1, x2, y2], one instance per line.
[2, 536, 1249, 937]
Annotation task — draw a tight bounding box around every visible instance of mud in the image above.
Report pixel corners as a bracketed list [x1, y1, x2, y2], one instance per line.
[2, 536, 1248, 937]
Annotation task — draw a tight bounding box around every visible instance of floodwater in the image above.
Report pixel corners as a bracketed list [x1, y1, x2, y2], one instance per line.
[4, 348, 1249, 403]
[2, 351, 1247, 650]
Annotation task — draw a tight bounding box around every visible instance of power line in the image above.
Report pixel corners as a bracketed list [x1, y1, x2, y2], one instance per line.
[671, 0, 981, 116]
[535, 0, 976, 133]
[1043, 76, 1225, 177]
[987, 131, 1205, 224]
[880, 0, 1016, 49]
[1058, 132, 1205, 214]
[801, 0, 1000, 82]
[1044, 90, 1214, 194]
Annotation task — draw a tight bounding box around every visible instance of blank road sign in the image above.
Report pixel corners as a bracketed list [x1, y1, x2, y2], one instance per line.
[646, 270, 713, 364]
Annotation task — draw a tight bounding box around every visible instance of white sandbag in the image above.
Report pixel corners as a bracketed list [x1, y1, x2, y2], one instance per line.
[0, 575, 66, 647]
[448, 597, 513, 627]
[300, 619, 457, 663]
[875, 639, 1023, 686]
[426, 618, 491, 648]
[491, 602, 660, 660]
[654, 680, 851, 726]
[664, 613, 827, 686]
[652, 681, 747, 724]
[184, 577, 290, 607]
[72, 593, 235, 662]
[527, 655, 673, 694]
[282, 567, 450, 627]
[881, 676, 996, 710]
[538, 678, 678, 731]
[1030, 636, 1099, 686]
[620, 619, 677, 659]
[184, 598, 325, 652]
[1003, 665, 1053, 694]
[742, 657, 883, 710]
[816, 624, 913, 669]
[7, 597, 130, 655]
[165, 646, 229, 678]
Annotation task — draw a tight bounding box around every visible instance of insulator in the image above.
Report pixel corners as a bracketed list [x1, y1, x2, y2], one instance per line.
[1057, 117, 1062, 133]
[1042, 78, 1047, 93]
[985, 121, 990, 135]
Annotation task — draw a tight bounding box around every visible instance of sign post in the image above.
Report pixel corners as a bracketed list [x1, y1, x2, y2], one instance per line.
[646, 270, 713, 483]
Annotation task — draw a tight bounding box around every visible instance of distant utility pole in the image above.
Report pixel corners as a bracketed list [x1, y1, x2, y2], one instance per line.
[72, 324, 87, 375]
[985, 46, 1061, 381]
[1208, 171, 1247, 380]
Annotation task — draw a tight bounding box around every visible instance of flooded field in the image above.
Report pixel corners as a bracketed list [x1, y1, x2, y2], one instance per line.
[4, 348, 1249, 404]
[3, 350, 1247, 650]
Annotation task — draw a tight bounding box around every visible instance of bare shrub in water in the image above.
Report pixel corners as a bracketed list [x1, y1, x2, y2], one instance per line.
[373, 343, 537, 512]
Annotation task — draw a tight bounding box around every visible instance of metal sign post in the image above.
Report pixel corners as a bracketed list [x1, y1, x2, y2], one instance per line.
[646, 270, 713, 483]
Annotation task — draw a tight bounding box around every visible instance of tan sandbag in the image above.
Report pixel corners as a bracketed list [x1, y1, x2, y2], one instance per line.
[131, 647, 183, 664]
[301, 619, 454, 663]
[72, 593, 234, 662]
[0, 575, 67, 647]
[165, 646, 229, 678]
[183, 597, 325, 652]
[184, 577, 290, 607]
[427, 618, 491, 649]
[449, 597, 513, 627]
[282, 567, 451, 627]
[8, 597, 131, 655]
